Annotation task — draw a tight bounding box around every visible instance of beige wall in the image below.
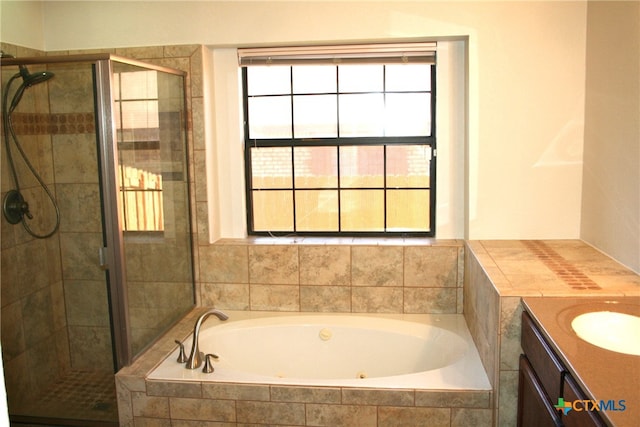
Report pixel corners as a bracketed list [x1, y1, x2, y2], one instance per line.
[1, 0, 588, 239]
[0, 1, 45, 50]
[582, 1, 640, 272]
[5, 2, 637, 271]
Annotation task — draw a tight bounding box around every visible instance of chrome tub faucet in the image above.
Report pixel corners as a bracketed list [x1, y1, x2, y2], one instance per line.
[185, 308, 229, 369]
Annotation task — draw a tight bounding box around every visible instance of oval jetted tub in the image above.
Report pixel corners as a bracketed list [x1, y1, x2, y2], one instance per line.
[148, 311, 491, 390]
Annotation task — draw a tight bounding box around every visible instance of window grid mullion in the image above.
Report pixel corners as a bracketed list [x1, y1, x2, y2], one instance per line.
[289, 67, 298, 232]
[382, 65, 388, 231]
[383, 145, 388, 232]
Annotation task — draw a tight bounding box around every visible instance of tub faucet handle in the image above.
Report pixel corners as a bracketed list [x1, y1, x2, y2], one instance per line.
[202, 353, 219, 373]
[174, 339, 187, 363]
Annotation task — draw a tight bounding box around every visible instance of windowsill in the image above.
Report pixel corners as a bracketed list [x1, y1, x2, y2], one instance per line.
[212, 236, 463, 247]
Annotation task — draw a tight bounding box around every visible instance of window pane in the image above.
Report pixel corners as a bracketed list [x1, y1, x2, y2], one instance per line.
[248, 66, 291, 95]
[293, 66, 336, 94]
[387, 145, 431, 188]
[248, 96, 292, 139]
[387, 189, 430, 231]
[252, 190, 293, 231]
[295, 190, 338, 231]
[385, 93, 431, 136]
[339, 146, 384, 188]
[294, 147, 337, 188]
[293, 95, 337, 138]
[251, 147, 292, 188]
[339, 65, 383, 92]
[385, 64, 431, 91]
[340, 190, 384, 231]
[339, 94, 384, 137]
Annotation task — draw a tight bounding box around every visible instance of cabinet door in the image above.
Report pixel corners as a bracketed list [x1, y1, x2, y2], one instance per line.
[562, 374, 607, 427]
[518, 355, 563, 427]
[521, 311, 565, 403]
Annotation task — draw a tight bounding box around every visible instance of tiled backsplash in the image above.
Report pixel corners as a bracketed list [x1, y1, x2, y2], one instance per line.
[199, 238, 465, 314]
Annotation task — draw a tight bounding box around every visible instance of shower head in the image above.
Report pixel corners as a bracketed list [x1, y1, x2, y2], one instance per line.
[18, 65, 54, 87]
[6, 65, 55, 113]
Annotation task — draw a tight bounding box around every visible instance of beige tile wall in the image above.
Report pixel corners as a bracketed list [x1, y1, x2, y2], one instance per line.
[200, 239, 465, 314]
[0, 43, 70, 412]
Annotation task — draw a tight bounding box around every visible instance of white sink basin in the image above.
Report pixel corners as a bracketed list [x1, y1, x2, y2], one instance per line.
[571, 311, 640, 356]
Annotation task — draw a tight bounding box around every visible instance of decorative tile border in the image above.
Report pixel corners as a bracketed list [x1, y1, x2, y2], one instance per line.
[521, 240, 601, 290]
[9, 112, 95, 135]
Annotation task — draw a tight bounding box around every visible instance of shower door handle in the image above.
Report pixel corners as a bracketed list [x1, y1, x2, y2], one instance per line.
[98, 247, 109, 270]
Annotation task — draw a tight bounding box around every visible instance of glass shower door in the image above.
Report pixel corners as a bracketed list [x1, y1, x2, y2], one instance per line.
[107, 60, 195, 359]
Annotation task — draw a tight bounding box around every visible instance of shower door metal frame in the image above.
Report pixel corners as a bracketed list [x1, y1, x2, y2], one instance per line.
[93, 55, 191, 369]
[94, 58, 132, 368]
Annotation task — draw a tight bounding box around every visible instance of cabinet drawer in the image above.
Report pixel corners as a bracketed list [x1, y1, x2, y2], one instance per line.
[562, 374, 607, 427]
[518, 355, 563, 427]
[521, 311, 565, 403]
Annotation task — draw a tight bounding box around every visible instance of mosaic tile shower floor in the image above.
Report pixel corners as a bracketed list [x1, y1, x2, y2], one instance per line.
[15, 370, 118, 424]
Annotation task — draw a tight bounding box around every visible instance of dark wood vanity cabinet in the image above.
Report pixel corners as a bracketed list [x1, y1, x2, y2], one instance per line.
[518, 311, 564, 427]
[518, 311, 606, 427]
[562, 374, 607, 427]
[518, 355, 563, 427]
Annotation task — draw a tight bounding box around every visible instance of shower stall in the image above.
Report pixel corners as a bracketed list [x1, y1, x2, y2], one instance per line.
[1, 54, 195, 425]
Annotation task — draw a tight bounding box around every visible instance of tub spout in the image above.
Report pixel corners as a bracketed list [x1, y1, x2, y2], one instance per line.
[185, 308, 229, 369]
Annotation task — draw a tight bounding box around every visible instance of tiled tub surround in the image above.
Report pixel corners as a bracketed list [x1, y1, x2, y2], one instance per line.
[117, 309, 493, 427]
[464, 240, 640, 427]
[199, 238, 465, 314]
[117, 239, 496, 426]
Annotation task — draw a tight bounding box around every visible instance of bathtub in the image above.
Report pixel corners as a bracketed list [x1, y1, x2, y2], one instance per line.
[148, 310, 491, 391]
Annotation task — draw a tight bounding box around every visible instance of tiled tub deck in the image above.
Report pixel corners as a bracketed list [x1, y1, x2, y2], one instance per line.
[116, 309, 493, 426]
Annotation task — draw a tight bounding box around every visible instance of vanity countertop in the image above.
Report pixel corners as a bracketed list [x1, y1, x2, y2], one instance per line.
[522, 296, 640, 427]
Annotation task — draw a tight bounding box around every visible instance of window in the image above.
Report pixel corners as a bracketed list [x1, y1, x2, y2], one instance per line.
[241, 44, 436, 236]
